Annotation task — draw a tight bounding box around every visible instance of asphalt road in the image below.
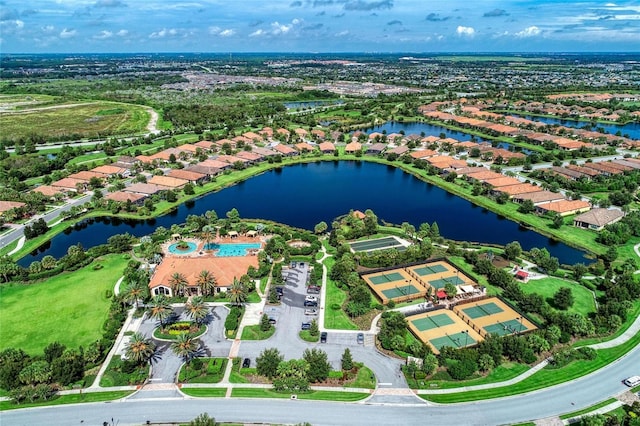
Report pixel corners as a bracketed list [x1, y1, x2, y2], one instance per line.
[2, 340, 638, 426]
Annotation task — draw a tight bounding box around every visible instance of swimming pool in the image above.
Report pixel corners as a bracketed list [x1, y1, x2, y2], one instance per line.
[204, 242, 261, 257]
[168, 241, 197, 254]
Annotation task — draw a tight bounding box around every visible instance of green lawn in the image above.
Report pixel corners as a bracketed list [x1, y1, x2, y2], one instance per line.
[179, 388, 227, 398]
[559, 398, 617, 420]
[0, 254, 129, 355]
[240, 324, 276, 340]
[0, 390, 133, 411]
[178, 358, 228, 384]
[230, 388, 369, 401]
[323, 257, 357, 330]
[410, 363, 529, 390]
[520, 277, 596, 315]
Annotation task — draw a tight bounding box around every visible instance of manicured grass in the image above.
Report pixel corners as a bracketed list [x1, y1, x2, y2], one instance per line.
[411, 363, 529, 390]
[99, 355, 149, 387]
[559, 398, 617, 420]
[520, 277, 596, 315]
[240, 324, 276, 340]
[323, 257, 358, 330]
[0, 254, 129, 355]
[0, 101, 149, 140]
[421, 327, 640, 403]
[179, 388, 227, 398]
[0, 390, 133, 411]
[178, 358, 228, 384]
[349, 365, 376, 389]
[230, 388, 369, 401]
[299, 330, 320, 342]
[576, 301, 640, 346]
[153, 322, 207, 340]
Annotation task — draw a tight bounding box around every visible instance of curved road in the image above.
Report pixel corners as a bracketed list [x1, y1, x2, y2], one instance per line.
[3, 340, 639, 425]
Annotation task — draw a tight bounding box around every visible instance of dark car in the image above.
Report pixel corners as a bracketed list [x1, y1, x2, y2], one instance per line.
[301, 322, 311, 330]
[242, 358, 251, 368]
[320, 332, 327, 343]
[275, 286, 284, 295]
[304, 300, 318, 307]
[307, 286, 320, 294]
[268, 317, 277, 325]
[357, 333, 364, 344]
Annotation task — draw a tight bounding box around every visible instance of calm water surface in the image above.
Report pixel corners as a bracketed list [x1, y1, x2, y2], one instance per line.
[20, 161, 588, 266]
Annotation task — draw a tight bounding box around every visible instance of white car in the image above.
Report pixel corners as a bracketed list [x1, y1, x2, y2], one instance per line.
[304, 309, 318, 316]
[305, 295, 318, 302]
[623, 376, 640, 387]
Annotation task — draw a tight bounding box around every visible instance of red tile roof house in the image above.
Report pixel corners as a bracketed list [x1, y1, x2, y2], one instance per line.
[52, 177, 87, 192]
[32, 185, 65, 198]
[0, 201, 27, 215]
[535, 200, 591, 217]
[318, 141, 336, 154]
[147, 175, 189, 189]
[573, 208, 625, 231]
[235, 150, 264, 163]
[216, 154, 252, 166]
[311, 129, 326, 140]
[387, 145, 409, 156]
[167, 169, 208, 184]
[194, 140, 216, 152]
[199, 159, 232, 171]
[512, 191, 567, 206]
[276, 128, 291, 141]
[68, 170, 107, 182]
[271, 143, 298, 156]
[124, 183, 165, 196]
[92, 165, 130, 178]
[496, 183, 543, 198]
[294, 142, 315, 153]
[345, 141, 362, 154]
[250, 146, 279, 158]
[365, 143, 386, 155]
[105, 191, 147, 205]
[185, 164, 222, 177]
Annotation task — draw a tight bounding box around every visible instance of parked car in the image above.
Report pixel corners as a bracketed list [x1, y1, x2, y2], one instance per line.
[290, 262, 297, 268]
[304, 300, 318, 307]
[357, 333, 364, 344]
[299, 262, 305, 268]
[307, 286, 320, 294]
[268, 317, 277, 325]
[305, 295, 318, 302]
[320, 332, 327, 343]
[301, 322, 311, 330]
[275, 286, 284, 295]
[304, 308, 318, 316]
[242, 358, 251, 368]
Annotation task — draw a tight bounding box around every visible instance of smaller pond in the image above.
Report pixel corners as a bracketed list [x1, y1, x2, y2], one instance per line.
[168, 242, 197, 255]
[284, 100, 344, 109]
[510, 114, 640, 139]
[204, 242, 261, 257]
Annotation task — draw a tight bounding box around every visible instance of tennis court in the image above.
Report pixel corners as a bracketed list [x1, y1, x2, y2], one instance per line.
[412, 264, 448, 276]
[428, 276, 465, 289]
[483, 319, 530, 336]
[349, 236, 407, 253]
[407, 310, 483, 354]
[411, 313, 455, 331]
[453, 297, 537, 338]
[369, 272, 405, 285]
[362, 268, 426, 304]
[461, 302, 504, 319]
[430, 331, 478, 351]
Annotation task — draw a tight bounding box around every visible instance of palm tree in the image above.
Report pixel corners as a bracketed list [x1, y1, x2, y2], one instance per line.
[185, 296, 208, 325]
[124, 332, 156, 365]
[171, 334, 199, 363]
[228, 278, 247, 306]
[200, 227, 215, 249]
[168, 272, 188, 297]
[148, 295, 173, 328]
[123, 275, 149, 308]
[195, 269, 216, 296]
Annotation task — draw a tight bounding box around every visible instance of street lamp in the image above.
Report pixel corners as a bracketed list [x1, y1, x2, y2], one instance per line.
[464, 329, 469, 347]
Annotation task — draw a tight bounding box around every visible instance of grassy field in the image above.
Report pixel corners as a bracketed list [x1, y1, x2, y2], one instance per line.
[519, 277, 596, 315]
[178, 388, 227, 398]
[410, 363, 529, 390]
[322, 256, 358, 330]
[240, 324, 276, 340]
[0, 254, 129, 355]
[0, 390, 133, 411]
[0, 101, 149, 140]
[229, 387, 369, 401]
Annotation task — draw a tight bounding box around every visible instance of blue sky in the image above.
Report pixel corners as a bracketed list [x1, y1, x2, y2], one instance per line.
[1, 0, 639, 53]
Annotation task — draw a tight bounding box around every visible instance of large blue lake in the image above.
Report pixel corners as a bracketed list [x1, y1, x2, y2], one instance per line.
[510, 114, 640, 140]
[20, 161, 588, 266]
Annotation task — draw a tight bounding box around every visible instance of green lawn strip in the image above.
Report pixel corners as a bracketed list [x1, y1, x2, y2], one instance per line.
[421, 330, 640, 403]
[559, 398, 618, 420]
[179, 388, 227, 398]
[178, 358, 228, 384]
[240, 325, 276, 340]
[519, 277, 596, 315]
[0, 390, 133, 411]
[259, 276, 268, 294]
[413, 363, 529, 390]
[99, 355, 149, 387]
[230, 388, 368, 401]
[0, 254, 128, 355]
[348, 366, 376, 389]
[299, 330, 320, 342]
[323, 257, 358, 330]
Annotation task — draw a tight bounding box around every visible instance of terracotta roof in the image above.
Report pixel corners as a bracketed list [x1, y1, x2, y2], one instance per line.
[482, 177, 522, 188]
[92, 165, 128, 176]
[32, 185, 64, 197]
[410, 149, 438, 159]
[148, 175, 189, 188]
[51, 177, 85, 190]
[273, 144, 298, 155]
[318, 141, 336, 152]
[124, 183, 165, 195]
[536, 200, 591, 214]
[294, 142, 315, 152]
[352, 210, 366, 219]
[194, 140, 215, 150]
[497, 183, 542, 196]
[167, 169, 207, 182]
[199, 159, 231, 169]
[105, 191, 146, 203]
[0, 200, 26, 213]
[512, 191, 567, 204]
[68, 171, 105, 182]
[345, 141, 362, 152]
[466, 170, 504, 181]
[235, 151, 263, 161]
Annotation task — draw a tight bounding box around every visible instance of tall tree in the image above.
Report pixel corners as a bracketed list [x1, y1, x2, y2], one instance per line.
[195, 269, 216, 297]
[185, 296, 208, 325]
[124, 332, 156, 365]
[148, 295, 173, 327]
[171, 334, 199, 363]
[169, 272, 188, 297]
[228, 278, 247, 306]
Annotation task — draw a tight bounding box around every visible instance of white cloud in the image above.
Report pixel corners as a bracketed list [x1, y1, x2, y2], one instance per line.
[41, 25, 56, 34]
[249, 29, 265, 37]
[149, 28, 178, 39]
[94, 30, 113, 39]
[116, 29, 128, 37]
[456, 26, 475, 36]
[335, 30, 349, 37]
[219, 29, 234, 37]
[59, 28, 77, 38]
[271, 21, 292, 34]
[515, 26, 541, 37]
[209, 26, 234, 37]
[208, 26, 221, 35]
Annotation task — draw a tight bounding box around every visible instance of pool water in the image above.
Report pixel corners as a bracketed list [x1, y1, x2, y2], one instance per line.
[168, 242, 197, 254]
[204, 242, 261, 257]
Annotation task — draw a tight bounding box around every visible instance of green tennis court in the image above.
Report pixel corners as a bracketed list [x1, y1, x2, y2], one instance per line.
[462, 302, 504, 319]
[381, 285, 421, 299]
[369, 272, 405, 285]
[483, 319, 527, 336]
[413, 264, 448, 276]
[430, 332, 476, 350]
[428, 276, 465, 289]
[350, 237, 402, 252]
[411, 313, 455, 331]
